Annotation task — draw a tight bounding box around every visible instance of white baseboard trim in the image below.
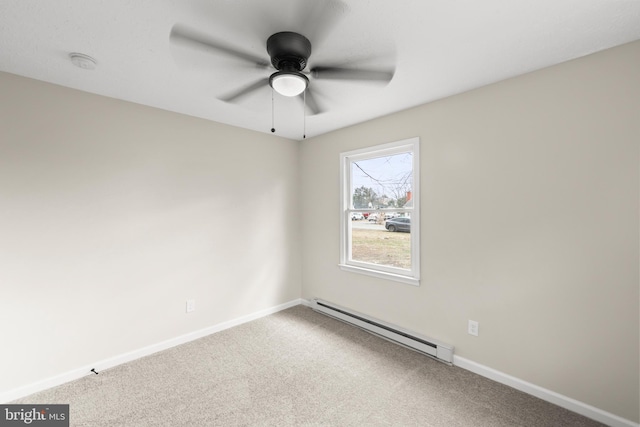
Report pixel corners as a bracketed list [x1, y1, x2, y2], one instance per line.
[0, 298, 303, 404]
[454, 355, 639, 427]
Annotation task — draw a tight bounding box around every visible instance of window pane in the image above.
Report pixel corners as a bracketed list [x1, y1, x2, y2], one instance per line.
[351, 152, 413, 210]
[351, 211, 412, 269]
[350, 152, 413, 270]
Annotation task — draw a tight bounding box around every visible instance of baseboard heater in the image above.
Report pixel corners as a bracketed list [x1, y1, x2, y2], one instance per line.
[311, 299, 453, 364]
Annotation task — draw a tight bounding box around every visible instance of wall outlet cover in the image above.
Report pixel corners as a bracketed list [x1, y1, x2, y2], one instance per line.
[186, 299, 196, 313]
[468, 320, 479, 336]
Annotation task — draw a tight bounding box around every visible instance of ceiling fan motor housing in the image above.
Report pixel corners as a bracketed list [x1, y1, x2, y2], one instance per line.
[267, 32, 312, 71]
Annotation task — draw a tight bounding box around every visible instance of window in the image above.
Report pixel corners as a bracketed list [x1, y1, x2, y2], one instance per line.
[340, 137, 420, 285]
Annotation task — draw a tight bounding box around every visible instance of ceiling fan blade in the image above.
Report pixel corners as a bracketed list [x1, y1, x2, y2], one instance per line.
[219, 78, 269, 103]
[300, 89, 323, 115]
[311, 66, 394, 83]
[170, 24, 269, 68]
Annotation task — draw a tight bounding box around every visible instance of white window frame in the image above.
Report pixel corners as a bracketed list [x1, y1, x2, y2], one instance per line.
[339, 137, 420, 286]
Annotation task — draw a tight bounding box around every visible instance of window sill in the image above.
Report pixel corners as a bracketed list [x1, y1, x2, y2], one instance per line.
[339, 264, 420, 286]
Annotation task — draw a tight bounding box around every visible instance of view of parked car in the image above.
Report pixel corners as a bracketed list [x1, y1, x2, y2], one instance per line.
[368, 212, 401, 222]
[350, 212, 364, 220]
[385, 217, 410, 232]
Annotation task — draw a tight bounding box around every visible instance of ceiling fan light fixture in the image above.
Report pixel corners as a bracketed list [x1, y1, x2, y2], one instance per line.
[269, 71, 308, 97]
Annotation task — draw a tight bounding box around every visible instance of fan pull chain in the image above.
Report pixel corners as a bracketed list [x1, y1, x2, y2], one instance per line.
[270, 87, 275, 133]
[303, 90, 306, 139]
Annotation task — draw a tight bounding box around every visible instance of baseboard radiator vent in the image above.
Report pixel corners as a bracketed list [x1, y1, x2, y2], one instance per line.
[311, 299, 453, 364]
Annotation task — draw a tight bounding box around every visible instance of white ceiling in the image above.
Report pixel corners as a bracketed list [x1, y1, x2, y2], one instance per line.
[1, 0, 639, 140]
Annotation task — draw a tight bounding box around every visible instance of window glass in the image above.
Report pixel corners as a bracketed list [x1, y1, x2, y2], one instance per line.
[340, 138, 419, 285]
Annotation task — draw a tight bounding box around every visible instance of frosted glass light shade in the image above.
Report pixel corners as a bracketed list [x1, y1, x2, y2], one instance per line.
[270, 72, 308, 97]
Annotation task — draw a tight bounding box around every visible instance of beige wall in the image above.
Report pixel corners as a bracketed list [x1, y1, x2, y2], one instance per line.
[0, 72, 301, 394]
[300, 40, 640, 422]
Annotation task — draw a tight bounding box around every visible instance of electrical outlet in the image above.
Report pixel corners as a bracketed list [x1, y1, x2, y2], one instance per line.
[186, 299, 196, 313]
[468, 320, 479, 336]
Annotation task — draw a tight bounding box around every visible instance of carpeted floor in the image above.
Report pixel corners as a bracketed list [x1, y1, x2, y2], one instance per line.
[13, 305, 604, 426]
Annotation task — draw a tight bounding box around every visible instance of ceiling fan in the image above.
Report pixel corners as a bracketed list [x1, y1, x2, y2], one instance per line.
[169, 20, 394, 116]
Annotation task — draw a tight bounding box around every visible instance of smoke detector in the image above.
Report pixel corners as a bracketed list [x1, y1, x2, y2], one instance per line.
[69, 53, 97, 70]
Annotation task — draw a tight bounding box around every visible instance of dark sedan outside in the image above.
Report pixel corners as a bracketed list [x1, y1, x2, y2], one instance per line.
[385, 217, 410, 232]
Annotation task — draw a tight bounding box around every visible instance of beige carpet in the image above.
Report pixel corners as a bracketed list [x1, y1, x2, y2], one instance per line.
[13, 305, 604, 426]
